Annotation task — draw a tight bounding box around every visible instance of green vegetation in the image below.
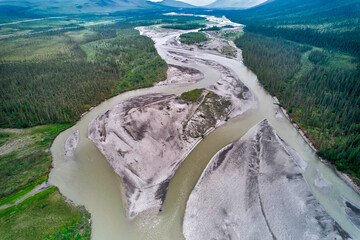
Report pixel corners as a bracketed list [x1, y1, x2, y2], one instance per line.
[244, 25, 360, 56]
[0, 123, 72, 200]
[221, 44, 237, 57]
[0, 176, 47, 206]
[224, 0, 360, 181]
[162, 23, 206, 30]
[0, 13, 206, 128]
[180, 32, 208, 45]
[235, 33, 360, 179]
[0, 14, 207, 239]
[0, 187, 90, 240]
[0, 23, 166, 128]
[181, 89, 203, 102]
[222, 25, 234, 28]
[200, 26, 221, 31]
[44, 220, 91, 240]
[221, 30, 244, 41]
[184, 91, 231, 139]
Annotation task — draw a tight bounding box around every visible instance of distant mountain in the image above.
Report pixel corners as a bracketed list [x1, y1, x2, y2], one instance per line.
[206, 0, 268, 9]
[0, 0, 196, 15]
[154, 0, 196, 8]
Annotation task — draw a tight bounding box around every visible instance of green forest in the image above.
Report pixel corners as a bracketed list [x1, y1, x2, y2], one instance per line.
[0, 26, 166, 128]
[180, 32, 208, 44]
[223, 0, 360, 182]
[0, 14, 206, 128]
[235, 32, 360, 181]
[0, 13, 206, 240]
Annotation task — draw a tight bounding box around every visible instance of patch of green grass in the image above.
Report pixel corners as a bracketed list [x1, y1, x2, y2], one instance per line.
[0, 132, 11, 146]
[206, 92, 214, 98]
[180, 32, 208, 45]
[65, 29, 98, 44]
[0, 175, 47, 206]
[222, 30, 244, 41]
[221, 44, 237, 57]
[0, 123, 72, 199]
[44, 217, 91, 240]
[0, 187, 90, 240]
[181, 89, 203, 103]
[0, 34, 77, 62]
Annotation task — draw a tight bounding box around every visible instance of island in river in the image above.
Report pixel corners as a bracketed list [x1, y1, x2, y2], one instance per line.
[88, 61, 254, 218]
[183, 119, 352, 239]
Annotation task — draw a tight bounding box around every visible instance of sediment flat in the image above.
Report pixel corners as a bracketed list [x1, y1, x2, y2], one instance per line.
[183, 119, 351, 240]
[88, 52, 254, 219]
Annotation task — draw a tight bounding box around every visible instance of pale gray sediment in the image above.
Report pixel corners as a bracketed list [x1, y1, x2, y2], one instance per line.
[183, 119, 352, 240]
[156, 64, 204, 86]
[88, 59, 255, 219]
[64, 130, 79, 157]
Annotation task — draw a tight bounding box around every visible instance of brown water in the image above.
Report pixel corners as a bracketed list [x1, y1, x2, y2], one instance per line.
[49, 18, 360, 240]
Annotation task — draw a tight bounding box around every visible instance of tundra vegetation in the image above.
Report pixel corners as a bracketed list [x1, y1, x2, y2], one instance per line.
[228, 0, 360, 182]
[0, 13, 205, 239]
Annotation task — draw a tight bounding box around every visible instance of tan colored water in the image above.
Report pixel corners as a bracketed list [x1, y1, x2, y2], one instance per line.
[49, 19, 360, 240]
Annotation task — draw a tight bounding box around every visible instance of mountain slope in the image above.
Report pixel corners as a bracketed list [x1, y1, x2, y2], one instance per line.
[221, 0, 360, 24]
[0, 0, 195, 15]
[206, 0, 267, 9]
[155, 0, 196, 8]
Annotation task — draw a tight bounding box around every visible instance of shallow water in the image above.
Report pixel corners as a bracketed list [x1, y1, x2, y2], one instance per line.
[49, 19, 360, 240]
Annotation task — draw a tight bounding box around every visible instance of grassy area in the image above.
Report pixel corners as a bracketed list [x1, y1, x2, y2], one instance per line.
[221, 44, 237, 57]
[0, 187, 90, 240]
[0, 175, 47, 206]
[0, 123, 73, 201]
[181, 89, 203, 103]
[221, 30, 244, 41]
[180, 32, 208, 45]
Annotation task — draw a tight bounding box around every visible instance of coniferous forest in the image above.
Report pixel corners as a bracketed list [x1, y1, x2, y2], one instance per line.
[230, 0, 360, 180]
[0, 26, 167, 128]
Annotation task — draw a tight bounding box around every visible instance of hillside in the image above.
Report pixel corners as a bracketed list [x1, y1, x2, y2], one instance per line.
[0, 0, 195, 17]
[206, 0, 267, 9]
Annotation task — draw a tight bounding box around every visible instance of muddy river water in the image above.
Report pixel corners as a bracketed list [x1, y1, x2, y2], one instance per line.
[49, 16, 360, 240]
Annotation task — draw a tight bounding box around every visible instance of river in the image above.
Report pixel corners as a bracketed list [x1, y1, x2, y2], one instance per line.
[49, 16, 360, 240]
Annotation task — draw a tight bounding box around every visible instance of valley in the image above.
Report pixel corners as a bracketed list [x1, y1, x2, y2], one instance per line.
[0, 1, 359, 239]
[49, 15, 360, 239]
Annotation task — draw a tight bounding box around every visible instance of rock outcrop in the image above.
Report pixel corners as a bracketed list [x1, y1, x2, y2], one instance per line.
[183, 119, 351, 240]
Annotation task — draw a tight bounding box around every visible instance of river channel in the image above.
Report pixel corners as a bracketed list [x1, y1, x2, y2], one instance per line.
[49, 16, 360, 240]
